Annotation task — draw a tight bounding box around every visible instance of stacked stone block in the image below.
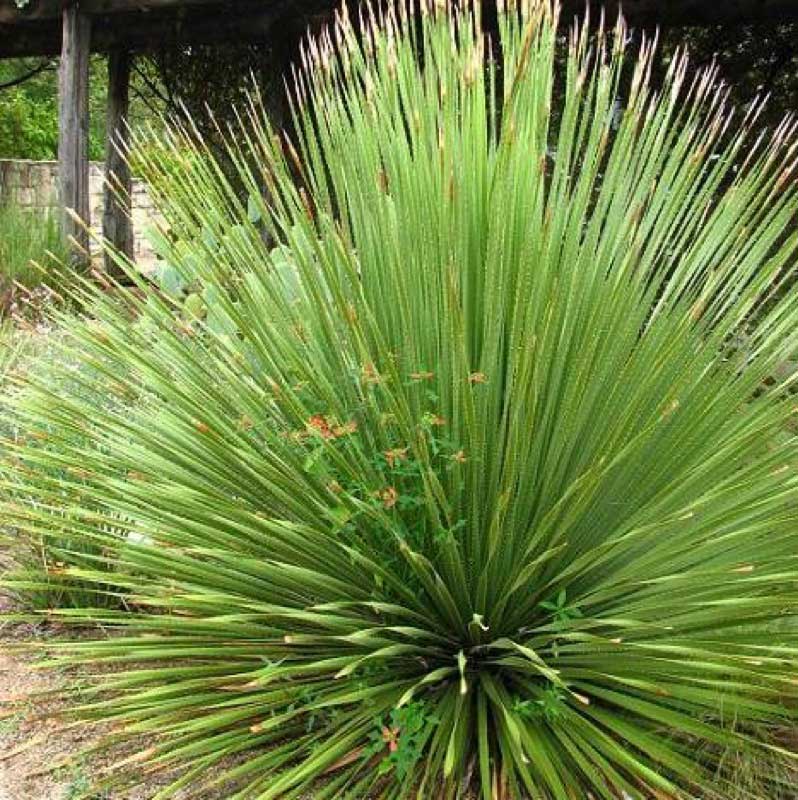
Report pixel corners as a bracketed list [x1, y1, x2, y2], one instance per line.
[0, 159, 158, 270]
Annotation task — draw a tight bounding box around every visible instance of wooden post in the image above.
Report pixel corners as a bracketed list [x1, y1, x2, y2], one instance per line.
[58, 2, 91, 263]
[103, 49, 133, 272]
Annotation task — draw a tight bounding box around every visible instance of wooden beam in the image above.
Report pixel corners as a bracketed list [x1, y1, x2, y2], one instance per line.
[5, 0, 798, 28]
[58, 2, 91, 262]
[0, 24, 60, 58]
[566, 0, 798, 27]
[103, 48, 133, 271]
[0, 1, 293, 57]
[0, 0, 234, 23]
[4, 0, 798, 59]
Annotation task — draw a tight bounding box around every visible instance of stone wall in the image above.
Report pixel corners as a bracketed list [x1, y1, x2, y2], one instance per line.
[0, 159, 158, 270]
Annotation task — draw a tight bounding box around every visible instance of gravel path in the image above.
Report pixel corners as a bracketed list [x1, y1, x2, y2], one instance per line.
[0, 642, 78, 800]
[0, 628, 205, 800]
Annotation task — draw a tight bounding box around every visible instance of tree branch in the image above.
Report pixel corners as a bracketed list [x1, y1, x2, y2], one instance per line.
[131, 56, 172, 109]
[0, 57, 54, 90]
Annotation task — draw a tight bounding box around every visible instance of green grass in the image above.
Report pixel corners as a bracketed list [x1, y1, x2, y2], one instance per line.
[0, 203, 69, 307]
[704, 723, 798, 800]
[4, 0, 798, 798]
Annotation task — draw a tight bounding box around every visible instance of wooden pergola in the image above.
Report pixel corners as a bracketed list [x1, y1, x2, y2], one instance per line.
[2, 0, 798, 266]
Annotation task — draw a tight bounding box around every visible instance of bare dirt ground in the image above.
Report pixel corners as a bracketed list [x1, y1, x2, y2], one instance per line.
[0, 592, 208, 800]
[0, 646, 82, 800]
[0, 595, 92, 800]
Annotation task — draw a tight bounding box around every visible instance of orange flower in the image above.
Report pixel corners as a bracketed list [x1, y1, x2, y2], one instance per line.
[410, 370, 435, 381]
[430, 415, 446, 427]
[362, 362, 382, 384]
[333, 420, 358, 437]
[193, 419, 210, 434]
[381, 726, 401, 753]
[451, 450, 467, 464]
[380, 486, 399, 509]
[468, 372, 487, 384]
[307, 415, 358, 439]
[384, 447, 408, 468]
[307, 415, 334, 439]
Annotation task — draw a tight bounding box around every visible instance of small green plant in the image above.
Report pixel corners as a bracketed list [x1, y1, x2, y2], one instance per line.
[63, 769, 92, 800]
[0, 203, 69, 317]
[6, 0, 798, 798]
[367, 702, 438, 779]
[61, 762, 111, 800]
[0, 710, 23, 736]
[514, 687, 567, 723]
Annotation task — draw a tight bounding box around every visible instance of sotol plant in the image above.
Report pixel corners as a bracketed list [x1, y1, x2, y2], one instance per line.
[5, 0, 798, 797]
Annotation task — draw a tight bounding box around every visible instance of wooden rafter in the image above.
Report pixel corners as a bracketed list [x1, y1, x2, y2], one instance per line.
[0, 0, 239, 23]
[5, 0, 798, 31]
[3, 0, 798, 59]
[0, 0, 294, 58]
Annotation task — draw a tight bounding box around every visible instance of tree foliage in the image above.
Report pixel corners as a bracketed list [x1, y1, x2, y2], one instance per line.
[0, 57, 106, 160]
